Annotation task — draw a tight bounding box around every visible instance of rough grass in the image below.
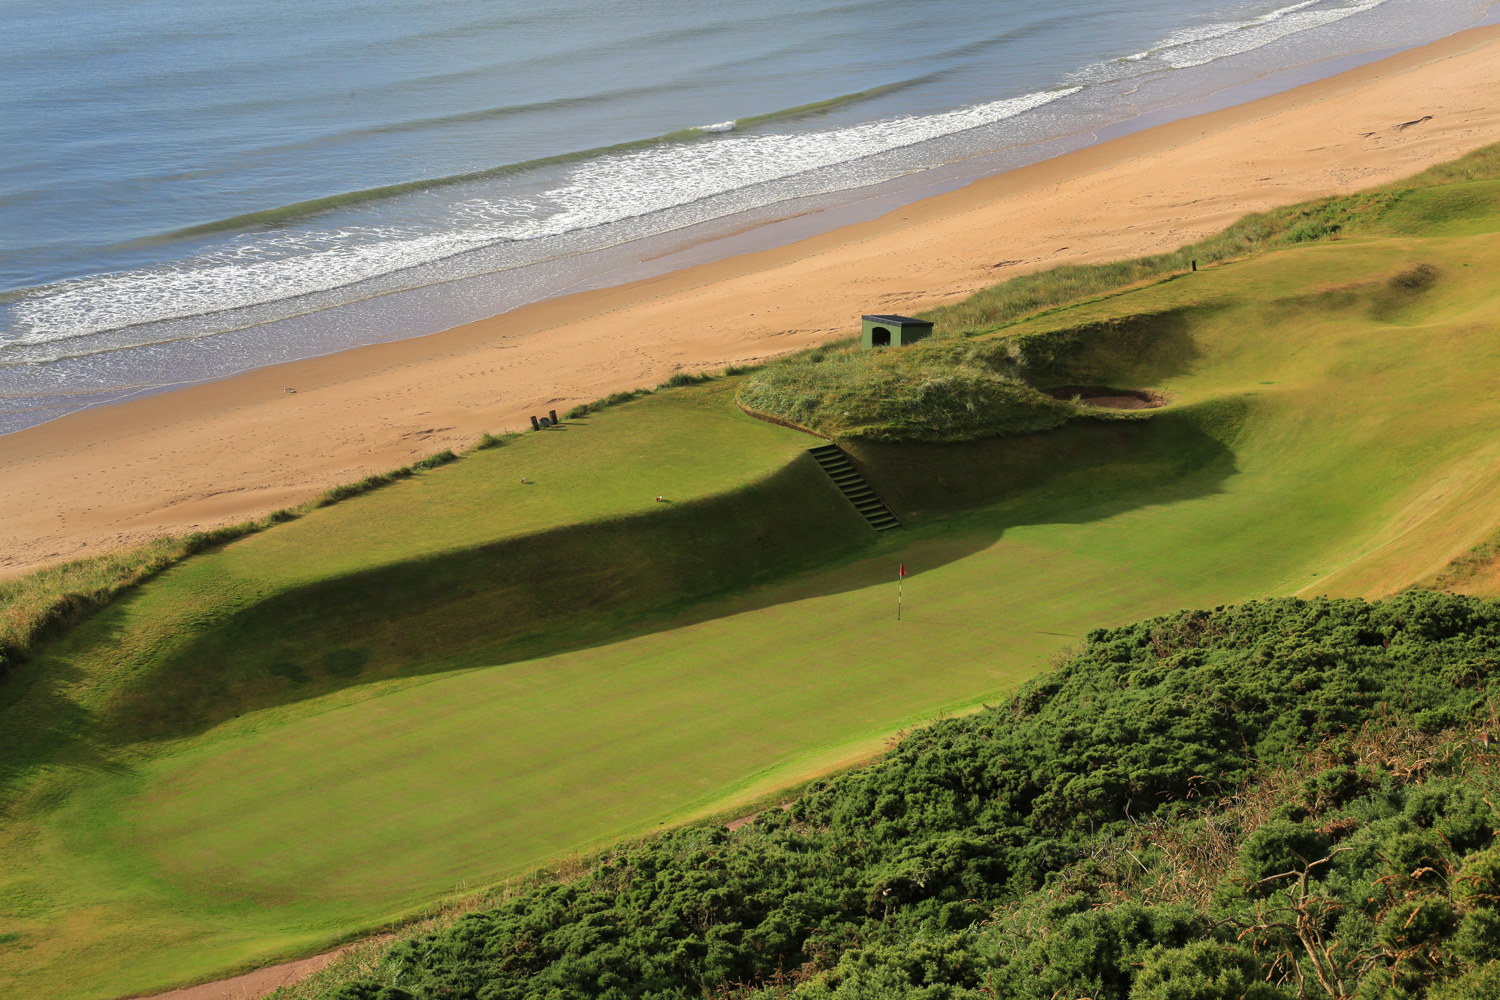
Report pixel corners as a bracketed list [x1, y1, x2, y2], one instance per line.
[737, 338, 1085, 441]
[736, 142, 1500, 442]
[923, 140, 1500, 338]
[736, 316, 1181, 440]
[1419, 527, 1500, 594]
[564, 387, 654, 419]
[0, 448, 461, 680]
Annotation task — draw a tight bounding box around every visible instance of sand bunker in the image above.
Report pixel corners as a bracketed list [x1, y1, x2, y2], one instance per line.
[1047, 386, 1166, 410]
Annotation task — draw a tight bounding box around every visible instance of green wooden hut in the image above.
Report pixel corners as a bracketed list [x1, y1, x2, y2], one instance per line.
[861, 314, 933, 349]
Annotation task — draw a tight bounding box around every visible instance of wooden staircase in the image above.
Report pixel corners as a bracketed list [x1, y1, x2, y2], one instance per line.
[808, 444, 902, 531]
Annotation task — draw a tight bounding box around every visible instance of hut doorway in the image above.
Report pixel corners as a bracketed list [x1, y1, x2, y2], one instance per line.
[870, 326, 891, 346]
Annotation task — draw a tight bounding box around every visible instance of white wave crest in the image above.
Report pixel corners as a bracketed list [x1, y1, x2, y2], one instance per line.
[1152, 0, 1389, 70]
[1073, 0, 1392, 85]
[7, 87, 1077, 346]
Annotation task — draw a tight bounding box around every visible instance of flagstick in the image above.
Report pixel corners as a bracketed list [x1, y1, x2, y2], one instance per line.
[898, 574, 903, 621]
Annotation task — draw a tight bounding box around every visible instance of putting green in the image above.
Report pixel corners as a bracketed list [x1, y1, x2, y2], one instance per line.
[6, 193, 1500, 999]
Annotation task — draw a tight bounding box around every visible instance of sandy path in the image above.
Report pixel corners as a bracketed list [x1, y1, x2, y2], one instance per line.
[7, 25, 1500, 577]
[140, 948, 352, 1000]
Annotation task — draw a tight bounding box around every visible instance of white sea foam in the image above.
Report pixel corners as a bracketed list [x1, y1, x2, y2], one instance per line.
[698, 121, 736, 132]
[1155, 0, 1388, 69]
[6, 87, 1076, 348]
[1128, 0, 1388, 71]
[1077, 0, 1391, 85]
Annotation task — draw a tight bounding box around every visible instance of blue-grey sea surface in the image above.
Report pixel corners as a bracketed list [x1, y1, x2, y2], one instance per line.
[0, 0, 1491, 430]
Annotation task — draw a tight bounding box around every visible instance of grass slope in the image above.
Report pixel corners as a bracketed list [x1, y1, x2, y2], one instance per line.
[296, 592, 1500, 1000]
[7, 170, 1500, 998]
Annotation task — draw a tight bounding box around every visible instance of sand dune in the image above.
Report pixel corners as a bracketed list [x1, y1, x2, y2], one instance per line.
[5, 23, 1500, 577]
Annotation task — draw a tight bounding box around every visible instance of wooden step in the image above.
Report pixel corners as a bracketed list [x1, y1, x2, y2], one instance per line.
[807, 444, 902, 531]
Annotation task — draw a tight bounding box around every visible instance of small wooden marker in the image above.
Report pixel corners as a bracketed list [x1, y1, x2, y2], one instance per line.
[549, 409, 559, 424]
[530, 415, 540, 431]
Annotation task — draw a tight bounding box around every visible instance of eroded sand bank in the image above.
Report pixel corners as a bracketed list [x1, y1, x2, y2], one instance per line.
[6, 24, 1500, 577]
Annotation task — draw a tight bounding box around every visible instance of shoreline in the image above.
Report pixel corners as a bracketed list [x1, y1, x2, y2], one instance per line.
[6, 22, 1500, 578]
[9, 12, 1496, 438]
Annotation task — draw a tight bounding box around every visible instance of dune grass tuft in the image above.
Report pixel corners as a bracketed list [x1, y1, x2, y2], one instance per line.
[565, 388, 654, 420]
[0, 526, 267, 678]
[314, 450, 458, 507]
[471, 432, 519, 452]
[1, 446, 471, 680]
[656, 371, 715, 390]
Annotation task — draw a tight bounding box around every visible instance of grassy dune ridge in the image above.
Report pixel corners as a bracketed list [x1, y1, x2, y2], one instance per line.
[0, 447, 464, 683]
[6, 149, 1500, 998]
[738, 143, 1500, 440]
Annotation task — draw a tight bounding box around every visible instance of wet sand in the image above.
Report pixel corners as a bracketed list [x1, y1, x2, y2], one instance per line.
[7, 23, 1500, 578]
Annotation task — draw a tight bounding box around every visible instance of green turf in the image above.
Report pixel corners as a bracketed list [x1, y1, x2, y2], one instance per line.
[8, 179, 1500, 998]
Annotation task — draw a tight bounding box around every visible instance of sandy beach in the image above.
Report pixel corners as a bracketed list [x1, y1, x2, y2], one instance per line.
[5, 23, 1500, 578]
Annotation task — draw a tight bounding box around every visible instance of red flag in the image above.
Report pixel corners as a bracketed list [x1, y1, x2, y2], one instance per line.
[899, 563, 906, 578]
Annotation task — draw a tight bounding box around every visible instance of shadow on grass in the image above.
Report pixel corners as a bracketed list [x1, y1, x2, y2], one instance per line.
[5, 398, 1241, 768]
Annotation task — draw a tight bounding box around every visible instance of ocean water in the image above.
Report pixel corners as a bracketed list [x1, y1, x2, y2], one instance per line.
[0, 0, 1492, 432]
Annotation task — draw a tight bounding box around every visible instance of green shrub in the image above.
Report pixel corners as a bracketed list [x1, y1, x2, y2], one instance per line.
[1379, 897, 1460, 953]
[1432, 962, 1500, 1000]
[1453, 911, 1500, 964]
[1455, 847, 1500, 910]
[1237, 820, 1332, 886]
[1385, 830, 1451, 886]
[1133, 941, 1290, 1000]
[322, 984, 415, 1000]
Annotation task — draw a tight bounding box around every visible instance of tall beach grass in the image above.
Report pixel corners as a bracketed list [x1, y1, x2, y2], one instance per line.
[0, 447, 465, 678]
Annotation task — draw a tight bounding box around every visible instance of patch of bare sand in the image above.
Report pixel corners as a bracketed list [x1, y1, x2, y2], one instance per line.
[7, 24, 1500, 577]
[141, 948, 351, 1000]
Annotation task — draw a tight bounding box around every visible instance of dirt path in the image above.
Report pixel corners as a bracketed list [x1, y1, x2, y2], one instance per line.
[142, 948, 351, 1000]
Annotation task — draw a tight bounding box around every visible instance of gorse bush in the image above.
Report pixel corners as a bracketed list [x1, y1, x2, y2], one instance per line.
[312, 591, 1500, 1000]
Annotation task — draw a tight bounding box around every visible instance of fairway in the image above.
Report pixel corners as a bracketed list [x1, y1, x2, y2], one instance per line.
[7, 180, 1500, 998]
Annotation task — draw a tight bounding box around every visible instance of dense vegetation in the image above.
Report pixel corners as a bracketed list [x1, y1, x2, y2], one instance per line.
[310, 591, 1500, 1000]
